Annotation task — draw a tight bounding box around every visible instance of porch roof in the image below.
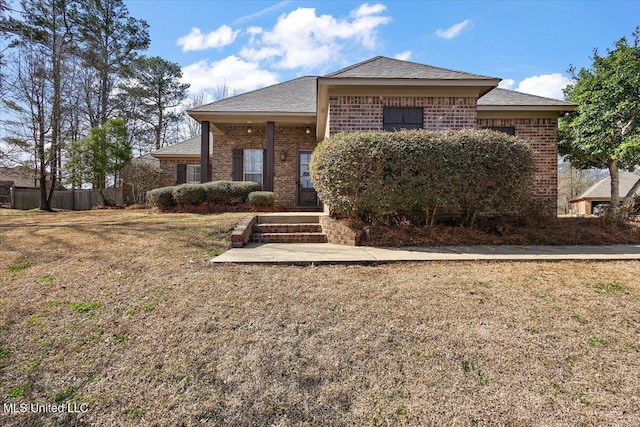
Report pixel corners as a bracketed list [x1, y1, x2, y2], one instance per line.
[478, 88, 577, 112]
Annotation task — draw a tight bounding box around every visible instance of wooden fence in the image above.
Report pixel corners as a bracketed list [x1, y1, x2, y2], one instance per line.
[10, 187, 123, 210]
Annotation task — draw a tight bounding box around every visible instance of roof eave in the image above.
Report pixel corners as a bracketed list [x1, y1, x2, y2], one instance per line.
[478, 105, 577, 112]
[318, 77, 501, 87]
[188, 111, 316, 123]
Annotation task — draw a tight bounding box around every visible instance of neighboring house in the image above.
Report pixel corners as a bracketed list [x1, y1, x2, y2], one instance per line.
[0, 166, 40, 188]
[570, 171, 640, 215]
[152, 56, 576, 210]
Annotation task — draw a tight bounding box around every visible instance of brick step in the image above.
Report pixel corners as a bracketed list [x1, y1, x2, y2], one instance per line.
[256, 214, 321, 224]
[250, 232, 328, 244]
[254, 223, 323, 233]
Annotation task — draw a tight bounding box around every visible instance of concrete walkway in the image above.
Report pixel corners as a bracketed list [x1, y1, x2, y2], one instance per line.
[211, 243, 640, 264]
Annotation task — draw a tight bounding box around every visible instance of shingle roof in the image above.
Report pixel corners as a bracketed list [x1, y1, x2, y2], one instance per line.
[478, 87, 576, 107]
[151, 136, 205, 157]
[189, 76, 317, 114]
[573, 171, 640, 200]
[325, 56, 499, 80]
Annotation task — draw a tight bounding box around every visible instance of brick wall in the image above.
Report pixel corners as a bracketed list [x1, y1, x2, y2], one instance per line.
[210, 125, 317, 209]
[329, 96, 478, 134]
[158, 159, 201, 188]
[478, 117, 558, 209]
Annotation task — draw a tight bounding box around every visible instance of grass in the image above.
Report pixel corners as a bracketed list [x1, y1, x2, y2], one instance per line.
[1, 209, 639, 426]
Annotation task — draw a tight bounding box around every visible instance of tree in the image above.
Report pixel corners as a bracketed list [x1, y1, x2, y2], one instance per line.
[65, 117, 130, 189]
[560, 28, 640, 214]
[75, 0, 149, 127]
[121, 159, 159, 203]
[119, 56, 189, 150]
[184, 85, 233, 138]
[3, 0, 76, 210]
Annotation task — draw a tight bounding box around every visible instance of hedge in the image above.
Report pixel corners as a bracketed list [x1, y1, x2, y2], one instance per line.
[147, 181, 262, 209]
[309, 129, 535, 225]
[248, 191, 276, 207]
[147, 186, 176, 209]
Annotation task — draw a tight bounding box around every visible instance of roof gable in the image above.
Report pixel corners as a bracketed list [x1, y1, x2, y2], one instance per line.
[325, 56, 499, 80]
[573, 171, 640, 200]
[151, 136, 206, 158]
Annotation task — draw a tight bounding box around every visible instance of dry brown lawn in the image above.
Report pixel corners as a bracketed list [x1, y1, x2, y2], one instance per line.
[1, 209, 639, 426]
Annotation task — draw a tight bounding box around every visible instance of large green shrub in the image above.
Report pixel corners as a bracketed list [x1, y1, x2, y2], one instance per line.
[309, 129, 535, 225]
[147, 186, 176, 209]
[248, 191, 276, 207]
[172, 184, 206, 205]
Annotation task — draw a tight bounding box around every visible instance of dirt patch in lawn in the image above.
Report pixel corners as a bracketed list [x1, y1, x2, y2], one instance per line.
[1, 210, 640, 426]
[364, 216, 640, 246]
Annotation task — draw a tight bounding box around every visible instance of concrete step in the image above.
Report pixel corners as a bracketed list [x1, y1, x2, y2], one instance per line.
[256, 214, 321, 224]
[254, 223, 323, 233]
[250, 232, 328, 244]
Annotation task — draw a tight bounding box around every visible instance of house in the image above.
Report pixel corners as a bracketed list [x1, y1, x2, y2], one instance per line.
[152, 56, 576, 210]
[0, 166, 40, 188]
[570, 171, 640, 215]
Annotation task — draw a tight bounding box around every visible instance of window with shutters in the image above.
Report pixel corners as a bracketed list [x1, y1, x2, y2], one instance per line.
[186, 165, 201, 183]
[383, 107, 424, 131]
[243, 149, 263, 185]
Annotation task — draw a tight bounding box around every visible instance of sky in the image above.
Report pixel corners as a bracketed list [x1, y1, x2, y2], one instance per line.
[122, 0, 640, 102]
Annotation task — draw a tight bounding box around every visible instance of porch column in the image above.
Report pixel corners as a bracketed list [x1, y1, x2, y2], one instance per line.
[200, 121, 210, 183]
[265, 121, 274, 191]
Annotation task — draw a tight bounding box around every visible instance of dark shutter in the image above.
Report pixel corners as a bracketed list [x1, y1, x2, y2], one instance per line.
[176, 164, 186, 184]
[232, 149, 243, 181]
[383, 107, 423, 131]
[207, 164, 212, 182]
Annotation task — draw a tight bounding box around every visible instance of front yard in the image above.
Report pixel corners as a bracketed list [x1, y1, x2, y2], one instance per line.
[1, 210, 639, 426]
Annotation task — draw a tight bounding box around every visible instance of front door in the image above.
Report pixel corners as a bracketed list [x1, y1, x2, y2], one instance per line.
[297, 151, 318, 207]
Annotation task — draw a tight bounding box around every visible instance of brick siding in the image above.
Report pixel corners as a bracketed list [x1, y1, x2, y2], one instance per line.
[158, 159, 201, 188]
[329, 96, 478, 134]
[211, 125, 317, 209]
[478, 117, 558, 210]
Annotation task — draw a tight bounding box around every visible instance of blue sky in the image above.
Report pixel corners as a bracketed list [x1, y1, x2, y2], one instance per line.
[123, 0, 639, 101]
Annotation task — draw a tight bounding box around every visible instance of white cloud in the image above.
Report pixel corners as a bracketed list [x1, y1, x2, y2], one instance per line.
[515, 73, 572, 100]
[177, 25, 240, 51]
[498, 78, 515, 90]
[181, 56, 279, 94]
[435, 19, 471, 39]
[240, 4, 391, 70]
[394, 50, 412, 61]
[352, 3, 387, 18]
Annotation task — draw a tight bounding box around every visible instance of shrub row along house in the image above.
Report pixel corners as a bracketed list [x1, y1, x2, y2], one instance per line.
[151, 56, 576, 210]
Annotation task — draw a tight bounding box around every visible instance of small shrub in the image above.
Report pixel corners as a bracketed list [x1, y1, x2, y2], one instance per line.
[249, 191, 276, 207]
[147, 186, 176, 209]
[230, 181, 262, 202]
[172, 184, 206, 205]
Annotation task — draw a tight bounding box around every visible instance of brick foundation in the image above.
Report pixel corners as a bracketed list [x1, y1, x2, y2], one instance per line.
[320, 215, 362, 246]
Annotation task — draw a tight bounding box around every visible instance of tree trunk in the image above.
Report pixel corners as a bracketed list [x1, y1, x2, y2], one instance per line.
[608, 159, 620, 214]
[622, 175, 640, 205]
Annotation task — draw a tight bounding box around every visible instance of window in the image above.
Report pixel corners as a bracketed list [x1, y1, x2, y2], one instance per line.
[243, 149, 263, 185]
[485, 126, 516, 136]
[383, 107, 423, 131]
[186, 165, 200, 183]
